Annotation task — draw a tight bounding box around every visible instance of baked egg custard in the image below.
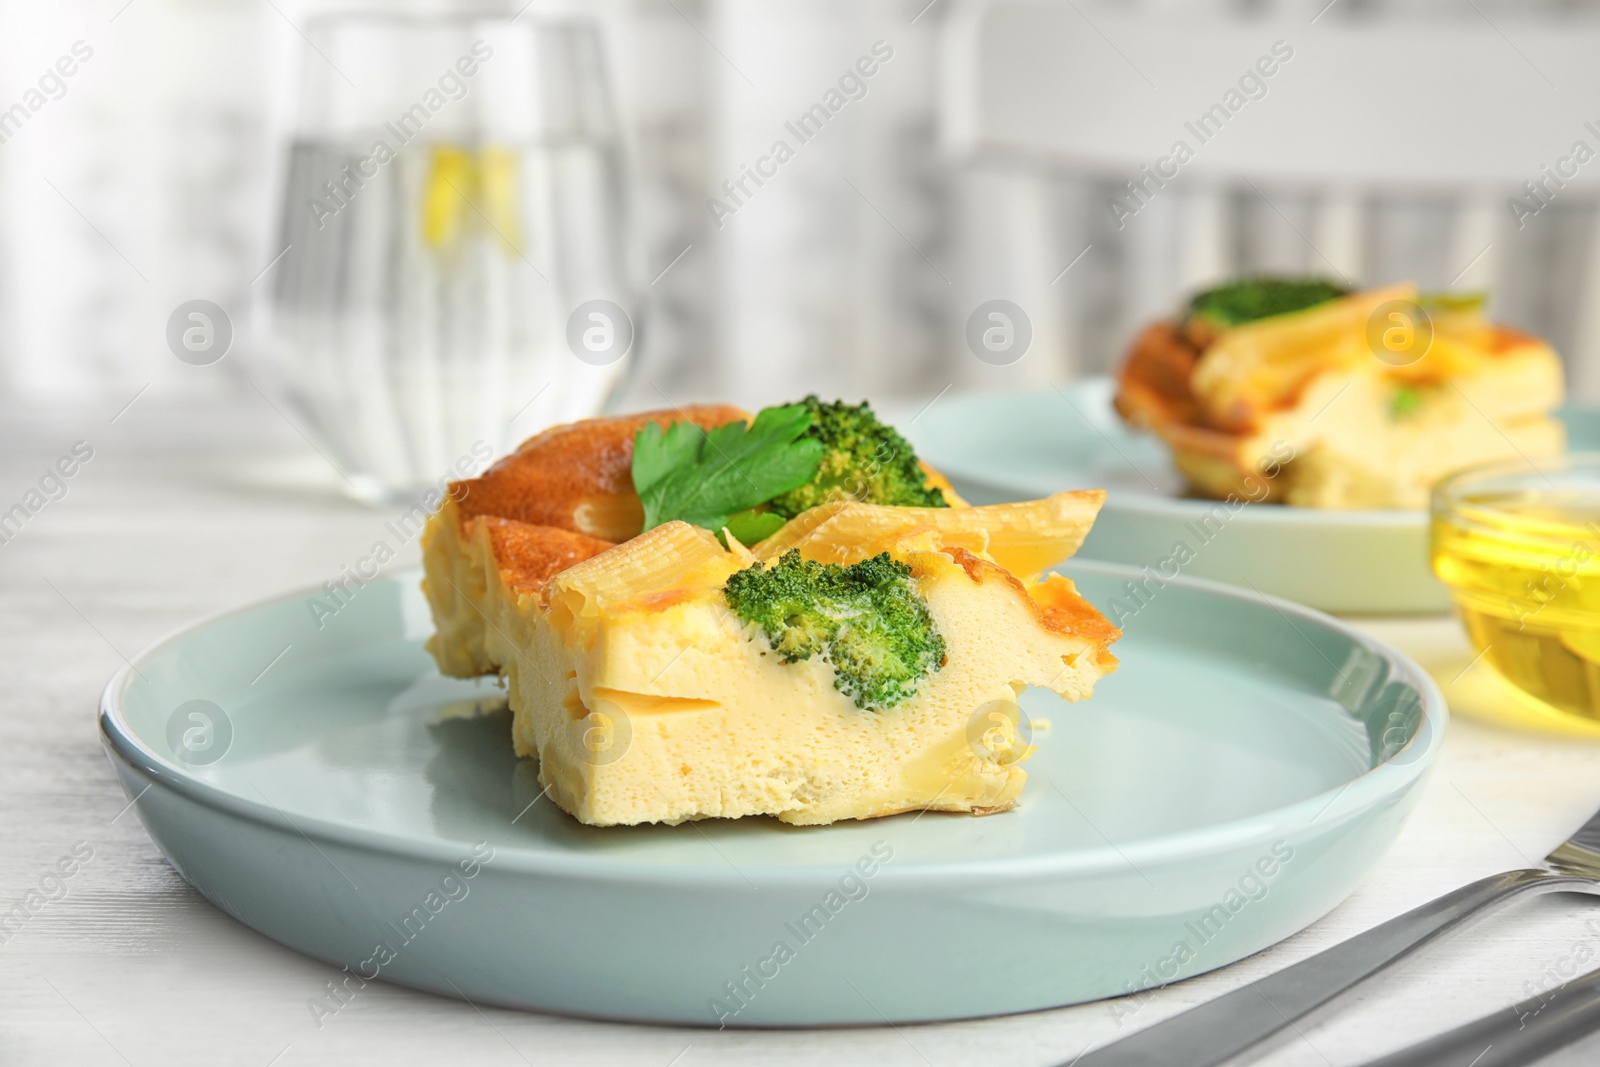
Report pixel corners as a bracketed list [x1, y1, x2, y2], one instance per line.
[422, 399, 1118, 826]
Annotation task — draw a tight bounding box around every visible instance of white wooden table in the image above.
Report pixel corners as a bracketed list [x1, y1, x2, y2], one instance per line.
[7, 393, 1600, 1066]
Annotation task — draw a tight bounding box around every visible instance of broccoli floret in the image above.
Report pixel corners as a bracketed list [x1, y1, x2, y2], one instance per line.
[722, 549, 946, 710]
[766, 397, 947, 518]
[1390, 385, 1425, 419]
[1187, 278, 1349, 327]
[1418, 291, 1487, 314]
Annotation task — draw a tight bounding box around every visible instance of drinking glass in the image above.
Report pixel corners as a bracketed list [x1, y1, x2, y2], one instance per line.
[263, 12, 633, 503]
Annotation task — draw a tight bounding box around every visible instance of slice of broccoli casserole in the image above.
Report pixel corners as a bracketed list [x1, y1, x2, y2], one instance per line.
[421, 402, 1119, 825]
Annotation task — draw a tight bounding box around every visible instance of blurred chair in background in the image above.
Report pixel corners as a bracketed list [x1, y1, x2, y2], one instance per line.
[941, 0, 1600, 398]
[6, 0, 1600, 427]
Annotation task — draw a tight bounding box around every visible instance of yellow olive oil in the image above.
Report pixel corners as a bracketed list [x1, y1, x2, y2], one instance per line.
[1432, 490, 1600, 721]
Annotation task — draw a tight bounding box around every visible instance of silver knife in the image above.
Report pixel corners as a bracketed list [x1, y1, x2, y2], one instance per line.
[1070, 802, 1600, 1067]
[1360, 961, 1600, 1066]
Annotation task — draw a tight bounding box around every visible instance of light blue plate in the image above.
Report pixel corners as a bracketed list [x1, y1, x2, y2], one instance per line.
[908, 379, 1600, 615]
[100, 564, 1444, 1026]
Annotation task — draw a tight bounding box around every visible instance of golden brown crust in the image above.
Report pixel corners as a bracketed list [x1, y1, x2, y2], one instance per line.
[469, 516, 616, 598]
[1031, 572, 1123, 652]
[451, 404, 750, 542]
[944, 545, 989, 583]
[944, 548, 1120, 660]
[1486, 322, 1544, 356]
[1113, 321, 1204, 430]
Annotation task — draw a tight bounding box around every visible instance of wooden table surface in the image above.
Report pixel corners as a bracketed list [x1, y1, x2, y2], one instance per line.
[7, 393, 1600, 1066]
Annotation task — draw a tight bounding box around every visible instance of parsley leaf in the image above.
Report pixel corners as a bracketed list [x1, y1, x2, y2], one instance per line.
[724, 508, 788, 546]
[633, 404, 826, 534]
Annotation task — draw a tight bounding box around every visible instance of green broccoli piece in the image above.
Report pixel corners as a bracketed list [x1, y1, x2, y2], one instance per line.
[766, 396, 947, 518]
[1187, 278, 1350, 327]
[1418, 291, 1487, 314]
[722, 549, 946, 710]
[1390, 385, 1425, 419]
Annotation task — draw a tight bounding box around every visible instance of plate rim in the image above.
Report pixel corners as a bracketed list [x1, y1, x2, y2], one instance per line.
[100, 561, 1447, 886]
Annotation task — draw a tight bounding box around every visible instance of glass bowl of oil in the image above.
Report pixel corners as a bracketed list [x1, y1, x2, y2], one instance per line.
[1432, 454, 1600, 724]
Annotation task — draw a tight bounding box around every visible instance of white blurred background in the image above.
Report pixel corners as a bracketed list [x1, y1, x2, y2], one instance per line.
[6, 0, 1600, 416]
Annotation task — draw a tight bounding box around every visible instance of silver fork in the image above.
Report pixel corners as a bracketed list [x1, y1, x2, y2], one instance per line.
[1072, 803, 1600, 1067]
